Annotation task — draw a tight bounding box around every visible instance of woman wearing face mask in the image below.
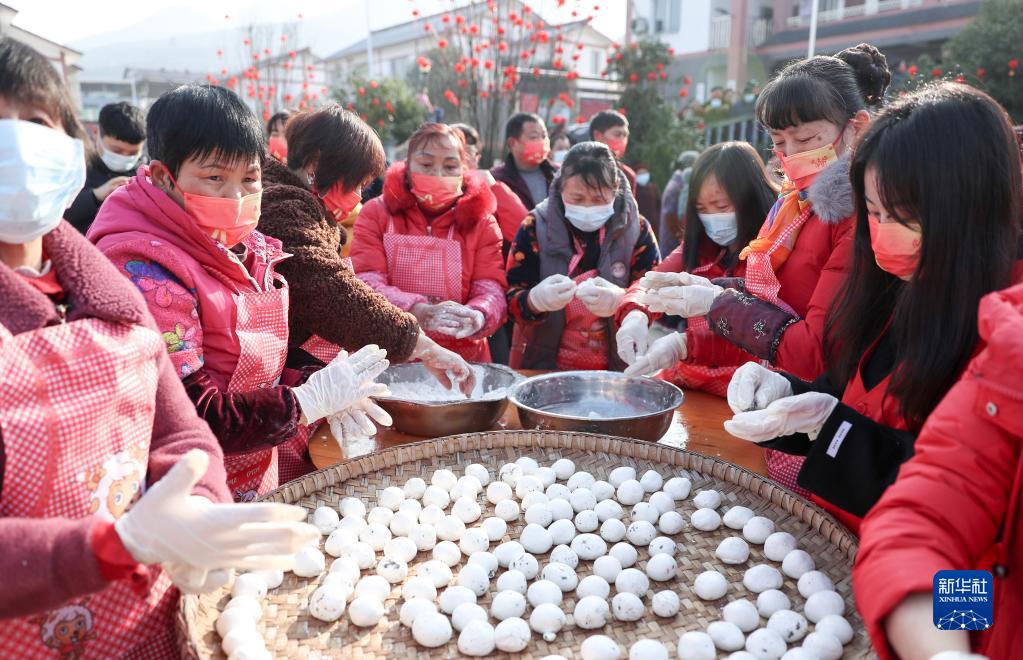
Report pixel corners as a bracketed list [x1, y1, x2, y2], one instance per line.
[506, 141, 661, 371]
[266, 110, 290, 162]
[616, 142, 777, 394]
[722, 83, 1023, 531]
[350, 123, 507, 363]
[89, 85, 388, 502]
[629, 44, 889, 493]
[0, 39, 318, 652]
[256, 107, 474, 478]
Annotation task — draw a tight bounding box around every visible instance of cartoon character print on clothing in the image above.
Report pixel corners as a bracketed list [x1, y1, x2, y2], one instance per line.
[30, 601, 96, 660]
[123, 260, 193, 309]
[77, 445, 147, 520]
[162, 322, 198, 355]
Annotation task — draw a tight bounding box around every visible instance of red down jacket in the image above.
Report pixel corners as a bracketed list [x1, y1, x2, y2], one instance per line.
[853, 280, 1023, 659]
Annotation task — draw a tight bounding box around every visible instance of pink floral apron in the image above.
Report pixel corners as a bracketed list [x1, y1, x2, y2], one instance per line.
[0, 318, 177, 658]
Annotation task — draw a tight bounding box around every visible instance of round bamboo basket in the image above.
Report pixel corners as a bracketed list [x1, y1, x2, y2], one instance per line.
[178, 430, 872, 658]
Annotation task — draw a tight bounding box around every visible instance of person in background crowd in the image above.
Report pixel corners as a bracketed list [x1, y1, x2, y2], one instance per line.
[0, 38, 317, 655]
[506, 141, 660, 371]
[65, 101, 146, 234]
[721, 83, 1023, 530]
[89, 85, 387, 501]
[351, 123, 507, 363]
[259, 105, 474, 414]
[491, 112, 556, 211]
[266, 110, 290, 163]
[633, 163, 661, 237]
[658, 150, 699, 257]
[588, 109, 637, 195]
[617, 142, 776, 392]
[626, 44, 890, 495]
[855, 284, 1023, 660]
[452, 122, 527, 366]
[550, 132, 571, 165]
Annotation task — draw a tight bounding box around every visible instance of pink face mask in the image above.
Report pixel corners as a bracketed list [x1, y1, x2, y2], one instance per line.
[519, 138, 550, 166]
[319, 182, 362, 221]
[605, 137, 628, 159]
[776, 129, 845, 190]
[268, 136, 288, 162]
[868, 214, 922, 280]
[167, 172, 261, 248]
[410, 172, 463, 212]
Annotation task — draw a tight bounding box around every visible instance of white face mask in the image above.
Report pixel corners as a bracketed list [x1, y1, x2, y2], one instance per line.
[698, 211, 738, 246]
[0, 120, 85, 243]
[636, 172, 651, 186]
[564, 200, 615, 232]
[100, 143, 141, 173]
[552, 149, 568, 165]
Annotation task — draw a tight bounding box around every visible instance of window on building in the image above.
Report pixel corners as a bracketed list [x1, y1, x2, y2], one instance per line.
[589, 50, 601, 76]
[654, 0, 681, 34]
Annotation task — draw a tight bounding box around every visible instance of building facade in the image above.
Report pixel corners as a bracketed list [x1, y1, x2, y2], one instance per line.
[0, 2, 83, 109]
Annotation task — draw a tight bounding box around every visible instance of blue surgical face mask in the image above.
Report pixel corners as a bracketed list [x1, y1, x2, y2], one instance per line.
[564, 200, 615, 232]
[698, 211, 738, 246]
[0, 120, 86, 243]
[636, 172, 651, 186]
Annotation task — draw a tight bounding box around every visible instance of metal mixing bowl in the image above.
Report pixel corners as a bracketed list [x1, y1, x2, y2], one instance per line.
[508, 371, 684, 442]
[374, 363, 523, 437]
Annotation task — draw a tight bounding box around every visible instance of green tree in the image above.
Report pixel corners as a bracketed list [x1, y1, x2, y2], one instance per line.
[335, 74, 427, 146]
[608, 40, 702, 188]
[945, 0, 1023, 121]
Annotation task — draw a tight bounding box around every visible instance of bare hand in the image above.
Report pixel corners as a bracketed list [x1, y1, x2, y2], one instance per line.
[95, 176, 130, 201]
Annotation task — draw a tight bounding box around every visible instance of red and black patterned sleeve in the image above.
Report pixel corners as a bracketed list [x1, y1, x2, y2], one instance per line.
[505, 215, 544, 323]
[629, 217, 661, 282]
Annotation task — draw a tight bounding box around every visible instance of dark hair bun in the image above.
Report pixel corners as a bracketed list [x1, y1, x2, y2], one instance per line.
[835, 43, 891, 108]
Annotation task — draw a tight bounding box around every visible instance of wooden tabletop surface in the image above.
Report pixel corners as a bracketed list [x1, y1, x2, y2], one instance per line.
[308, 371, 766, 476]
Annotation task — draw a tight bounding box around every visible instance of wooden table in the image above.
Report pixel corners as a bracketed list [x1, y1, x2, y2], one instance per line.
[308, 373, 767, 476]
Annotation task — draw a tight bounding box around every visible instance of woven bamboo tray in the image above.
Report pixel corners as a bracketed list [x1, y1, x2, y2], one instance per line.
[179, 431, 873, 658]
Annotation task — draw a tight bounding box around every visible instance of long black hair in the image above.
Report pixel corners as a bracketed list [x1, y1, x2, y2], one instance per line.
[681, 142, 777, 271]
[825, 82, 1022, 429]
[756, 43, 890, 131]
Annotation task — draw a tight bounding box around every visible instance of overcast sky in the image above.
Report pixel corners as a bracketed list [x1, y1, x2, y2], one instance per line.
[6, 0, 626, 47]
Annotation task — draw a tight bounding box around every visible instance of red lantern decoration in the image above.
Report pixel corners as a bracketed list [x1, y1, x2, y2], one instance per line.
[442, 13, 451, 23]
[370, 80, 379, 89]
[385, 101, 394, 112]
[977, 67, 986, 79]
[566, 71, 579, 80]
[683, 76, 692, 85]
[532, 67, 541, 77]
[358, 87, 366, 95]
[646, 71, 656, 80]
[659, 72, 668, 80]
[455, 62, 466, 73]
[483, 59, 494, 70]
[679, 88, 689, 98]
[907, 65, 918, 76]
[456, 15, 465, 25]
[955, 75, 966, 83]
[423, 23, 432, 32]
[438, 38, 448, 49]
[289, 50, 297, 58]
[629, 73, 638, 82]
[932, 67, 942, 78]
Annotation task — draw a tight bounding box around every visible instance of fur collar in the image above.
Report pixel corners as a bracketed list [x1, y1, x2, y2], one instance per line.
[382, 161, 496, 230]
[807, 152, 854, 224]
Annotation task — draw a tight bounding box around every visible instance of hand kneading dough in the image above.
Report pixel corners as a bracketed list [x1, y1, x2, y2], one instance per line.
[716, 537, 751, 564]
[677, 631, 716, 660]
[707, 620, 746, 652]
[743, 564, 783, 593]
[694, 570, 728, 600]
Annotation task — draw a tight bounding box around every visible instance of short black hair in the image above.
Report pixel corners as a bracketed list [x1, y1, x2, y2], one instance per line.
[557, 141, 620, 195]
[99, 101, 145, 144]
[266, 110, 290, 136]
[451, 122, 481, 148]
[147, 85, 265, 177]
[504, 112, 544, 141]
[588, 109, 628, 138]
[0, 38, 86, 142]
[286, 103, 386, 193]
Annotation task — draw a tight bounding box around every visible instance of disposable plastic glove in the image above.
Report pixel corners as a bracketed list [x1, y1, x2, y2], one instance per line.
[292, 345, 389, 424]
[412, 302, 481, 338]
[328, 398, 394, 443]
[724, 392, 839, 443]
[727, 362, 794, 414]
[639, 270, 690, 291]
[115, 449, 319, 571]
[162, 563, 234, 595]
[575, 276, 626, 318]
[528, 274, 577, 313]
[412, 332, 476, 396]
[623, 332, 688, 377]
[615, 309, 651, 365]
[638, 271, 724, 318]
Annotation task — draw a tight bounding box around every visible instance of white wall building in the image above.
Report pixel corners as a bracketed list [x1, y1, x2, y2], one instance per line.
[0, 2, 83, 109]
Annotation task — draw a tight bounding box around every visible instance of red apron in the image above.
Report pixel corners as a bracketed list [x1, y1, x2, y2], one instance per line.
[812, 332, 905, 535]
[383, 218, 488, 362]
[212, 262, 290, 502]
[0, 318, 177, 658]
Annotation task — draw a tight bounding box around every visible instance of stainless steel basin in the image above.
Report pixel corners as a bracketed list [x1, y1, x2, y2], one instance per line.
[374, 363, 523, 437]
[508, 371, 684, 442]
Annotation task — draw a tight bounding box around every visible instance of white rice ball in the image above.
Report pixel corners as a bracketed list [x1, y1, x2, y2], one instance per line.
[467, 551, 499, 578]
[409, 523, 437, 552]
[354, 574, 390, 601]
[402, 576, 437, 601]
[574, 595, 611, 629]
[708, 620, 746, 652]
[494, 540, 525, 567]
[403, 478, 427, 499]
[570, 488, 597, 513]
[677, 631, 716, 660]
[340, 497, 367, 519]
[658, 511, 685, 535]
[542, 562, 579, 592]
[457, 563, 490, 597]
[494, 617, 531, 653]
[630, 639, 669, 660]
[745, 628, 787, 660]
[515, 474, 544, 500]
[480, 516, 507, 542]
[601, 518, 628, 543]
[438, 585, 477, 614]
[626, 520, 657, 546]
[743, 564, 783, 594]
[797, 571, 834, 598]
[367, 506, 393, 527]
[767, 609, 809, 643]
[801, 632, 843, 660]
[595, 498, 625, 522]
[451, 602, 488, 632]
[311, 506, 340, 535]
[574, 509, 600, 533]
[648, 491, 675, 515]
[757, 589, 792, 618]
[224, 596, 262, 623]
[550, 544, 579, 569]
[248, 569, 284, 590]
[383, 536, 417, 563]
[520, 523, 554, 554]
[292, 546, 326, 579]
[388, 512, 416, 538]
[742, 517, 776, 545]
[611, 592, 645, 622]
[693, 489, 722, 510]
[422, 485, 450, 509]
[763, 532, 797, 562]
[398, 498, 422, 518]
[781, 549, 815, 579]
[551, 458, 575, 480]
[495, 498, 521, 522]
[814, 615, 853, 645]
[571, 533, 608, 561]
[496, 570, 528, 595]
[338, 540, 376, 569]
[417, 560, 453, 588]
[567, 471, 596, 490]
[336, 515, 367, 535]
[608, 466, 636, 488]
[723, 506, 755, 530]
[458, 620, 496, 657]
[639, 469, 664, 493]
[649, 536, 677, 557]
[547, 483, 572, 501]
[348, 596, 385, 627]
[691, 508, 722, 532]
[359, 522, 392, 551]
[804, 590, 845, 623]
[435, 515, 465, 543]
[459, 529, 490, 557]
[412, 610, 452, 648]
[578, 575, 612, 600]
[723, 598, 760, 633]
[465, 463, 491, 486]
[631, 502, 660, 524]
[550, 498, 575, 522]
[616, 480, 645, 505]
[664, 476, 692, 500]
[231, 573, 268, 600]
[490, 590, 527, 621]
[418, 504, 445, 526]
[452, 497, 483, 524]
[499, 463, 523, 486]
[609, 542, 639, 568]
[694, 570, 728, 600]
[509, 553, 540, 580]
[593, 554, 624, 583]
[399, 597, 436, 628]
[549, 518, 577, 545]
[376, 556, 408, 584]
[529, 603, 566, 642]
[591, 480, 616, 501]
[432, 468, 458, 491]
[432, 540, 461, 567]
[646, 554, 678, 582]
[652, 589, 681, 617]
[378, 486, 405, 510]
[308, 586, 346, 622]
[486, 481, 514, 505]
[527, 579, 563, 607]
[615, 568, 650, 597]
[522, 491, 550, 510]
[581, 634, 622, 660]
[716, 537, 751, 565]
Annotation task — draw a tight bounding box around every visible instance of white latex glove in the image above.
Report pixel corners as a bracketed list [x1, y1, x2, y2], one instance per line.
[528, 274, 577, 313]
[162, 563, 234, 595]
[639, 270, 689, 291]
[575, 276, 626, 318]
[638, 272, 724, 318]
[115, 449, 319, 571]
[623, 331, 688, 377]
[724, 392, 840, 443]
[727, 362, 795, 414]
[616, 309, 651, 365]
[412, 302, 482, 338]
[292, 345, 389, 424]
[327, 398, 393, 443]
[412, 332, 476, 396]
